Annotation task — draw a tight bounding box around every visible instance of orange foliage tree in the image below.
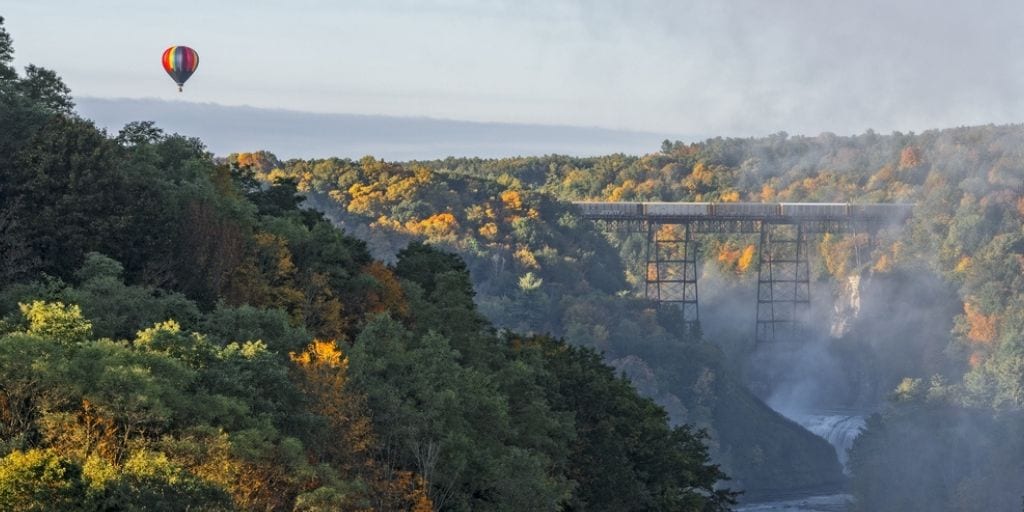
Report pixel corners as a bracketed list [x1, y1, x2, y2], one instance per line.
[363, 262, 409, 318]
[898, 146, 922, 169]
[290, 340, 433, 511]
[290, 340, 373, 472]
[963, 302, 998, 345]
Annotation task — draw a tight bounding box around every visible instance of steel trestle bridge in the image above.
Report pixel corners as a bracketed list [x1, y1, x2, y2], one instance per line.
[573, 202, 913, 342]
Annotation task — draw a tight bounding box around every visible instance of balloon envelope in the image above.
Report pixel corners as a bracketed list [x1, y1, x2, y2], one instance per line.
[162, 46, 199, 91]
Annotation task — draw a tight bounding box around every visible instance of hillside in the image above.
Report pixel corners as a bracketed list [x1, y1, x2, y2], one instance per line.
[244, 121, 1024, 509]
[0, 20, 736, 511]
[240, 152, 846, 493]
[412, 127, 1024, 509]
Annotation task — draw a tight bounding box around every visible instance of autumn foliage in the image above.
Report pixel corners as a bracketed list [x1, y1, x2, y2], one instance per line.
[963, 302, 998, 345]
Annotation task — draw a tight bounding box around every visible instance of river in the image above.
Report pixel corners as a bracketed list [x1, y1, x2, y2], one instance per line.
[736, 493, 853, 512]
[737, 411, 866, 512]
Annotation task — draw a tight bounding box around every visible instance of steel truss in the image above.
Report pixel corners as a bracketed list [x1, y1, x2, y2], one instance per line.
[645, 222, 699, 327]
[755, 222, 811, 342]
[581, 204, 911, 342]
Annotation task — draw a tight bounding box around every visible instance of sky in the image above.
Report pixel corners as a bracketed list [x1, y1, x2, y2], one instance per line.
[6, 0, 1024, 139]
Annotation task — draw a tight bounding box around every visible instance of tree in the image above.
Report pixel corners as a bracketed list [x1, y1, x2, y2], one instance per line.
[289, 340, 373, 472]
[520, 335, 738, 511]
[0, 450, 89, 511]
[0, 17, 17, 81]
[86, 450, 234, 511]
[19, 301, 92, 345]
[349, 315, 569, 511]
[115, 121, 165, 147]
[17, 65, 73, 114]
[0, 333, 67, 444]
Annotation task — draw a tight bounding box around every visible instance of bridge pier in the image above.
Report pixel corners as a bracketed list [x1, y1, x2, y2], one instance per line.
[645, 222, 699, 328]
[756, 222, 811, 342]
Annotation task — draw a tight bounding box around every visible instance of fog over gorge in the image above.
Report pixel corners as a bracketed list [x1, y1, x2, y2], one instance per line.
[75, 97, 675, 160]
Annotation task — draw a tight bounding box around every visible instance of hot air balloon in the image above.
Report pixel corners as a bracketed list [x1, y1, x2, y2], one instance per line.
[162, 46, 199, 92]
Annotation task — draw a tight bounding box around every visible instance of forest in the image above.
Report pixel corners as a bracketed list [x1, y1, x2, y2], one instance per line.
[0, 19, 736, 511]
[242, 117, 1024, 509]
[4, 11, 1024, 511]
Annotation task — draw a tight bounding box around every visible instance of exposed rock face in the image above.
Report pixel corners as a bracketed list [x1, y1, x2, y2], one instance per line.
[830, 274, 862, 338]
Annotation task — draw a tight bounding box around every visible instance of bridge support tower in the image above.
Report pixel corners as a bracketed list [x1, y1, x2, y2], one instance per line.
[756, 222, 811, 342]
[645, 222, 699, 328]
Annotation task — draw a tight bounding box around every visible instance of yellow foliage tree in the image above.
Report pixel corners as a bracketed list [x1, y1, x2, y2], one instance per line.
[347, 183, 386, 217]
[872, 253, 893, 273]
[290, 341, 374, 472]
[499, 190, 523, 210]
[691, 162, 711, 183]
[720, 190, 740, 202]
[406, 213, 458, 238]
[716, 243, 742, 267]
[954, 256, 972, 274]
[605, 180, 635, 201]
[737, 244, 756, 272]
[291, 340, 434, 511]
[479, 222, 499, 240]
[514, 246, 539, 269]
[820, 233, 868, 279]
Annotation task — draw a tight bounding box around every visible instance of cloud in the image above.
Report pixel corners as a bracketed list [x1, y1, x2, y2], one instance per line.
[8, 0, 1024, 137]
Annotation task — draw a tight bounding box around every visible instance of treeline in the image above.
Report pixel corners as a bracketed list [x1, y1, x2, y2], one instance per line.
[0, 18, 736, 511]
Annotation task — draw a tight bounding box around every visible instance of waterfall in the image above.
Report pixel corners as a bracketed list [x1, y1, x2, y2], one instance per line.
[830, 274, 862, 338]
[794, 413, 866, 471]
[734, 413, 863, 510]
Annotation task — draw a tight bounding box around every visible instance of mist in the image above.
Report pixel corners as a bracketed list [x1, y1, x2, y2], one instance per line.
[75, 97, 678, 160]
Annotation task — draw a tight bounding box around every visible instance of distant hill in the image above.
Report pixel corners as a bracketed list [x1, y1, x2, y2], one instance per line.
[76, 97, 683, 160]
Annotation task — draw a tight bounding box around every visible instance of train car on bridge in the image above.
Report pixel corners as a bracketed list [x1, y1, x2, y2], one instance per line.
[643, 202, 711, 218]
[779, 202, 848, 218]
[574, 201, 914, 222]
[849, 203, 914, 220]
[574, 201, 643, 219]
[709, 202, 780, 217]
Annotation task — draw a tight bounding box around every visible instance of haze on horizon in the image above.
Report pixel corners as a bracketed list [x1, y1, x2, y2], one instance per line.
[7, 0, 1024, 144]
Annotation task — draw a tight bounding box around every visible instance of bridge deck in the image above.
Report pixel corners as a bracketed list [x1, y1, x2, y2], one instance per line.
[573, 201, 913, 223]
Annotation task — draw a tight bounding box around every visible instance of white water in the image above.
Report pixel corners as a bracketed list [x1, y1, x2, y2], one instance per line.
[793, 413, 866, 470]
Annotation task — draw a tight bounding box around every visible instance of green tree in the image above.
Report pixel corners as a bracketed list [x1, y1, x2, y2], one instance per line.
[349, 315, 571, 511]
[521, 335, 738, 511]
[0, 449, 89, 511]
[0, 17, 16, 81]
[16, 65, 73, 114]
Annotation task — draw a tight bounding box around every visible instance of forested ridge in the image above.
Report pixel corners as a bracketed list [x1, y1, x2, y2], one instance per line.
[234, 152, 846, 494]
[0, 19, 737, 511]
[246, 112, 1024, 508]
[5, 11, 1024, 511]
